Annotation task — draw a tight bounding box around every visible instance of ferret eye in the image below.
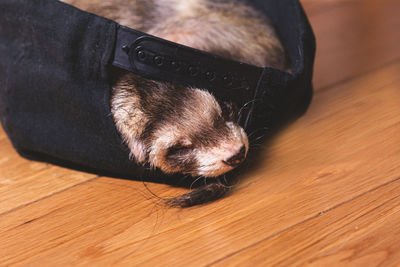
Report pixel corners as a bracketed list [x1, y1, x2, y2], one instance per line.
[166, 144, 193, 158]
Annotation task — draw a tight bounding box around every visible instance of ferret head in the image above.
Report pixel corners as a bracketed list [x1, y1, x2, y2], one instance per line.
[148, 89, 249, 177]
[111, 75, 249, 177]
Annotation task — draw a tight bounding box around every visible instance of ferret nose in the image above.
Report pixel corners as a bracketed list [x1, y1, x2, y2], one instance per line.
[223, 145, 246, 167]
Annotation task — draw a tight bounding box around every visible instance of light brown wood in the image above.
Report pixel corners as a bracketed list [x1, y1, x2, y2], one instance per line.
[0, 137, 97, 215]
[2, 59, 398, 266]
[1, 0, 400, 266]
[215, 178, 400, 266]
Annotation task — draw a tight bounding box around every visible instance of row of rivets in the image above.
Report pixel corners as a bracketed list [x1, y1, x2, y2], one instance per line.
[129, 45, 249, 90]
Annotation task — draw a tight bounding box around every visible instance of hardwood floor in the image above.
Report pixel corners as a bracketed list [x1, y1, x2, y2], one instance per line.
[1, 0, 400, 266]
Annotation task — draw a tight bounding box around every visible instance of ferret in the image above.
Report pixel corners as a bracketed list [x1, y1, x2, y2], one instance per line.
[61, 0, 288, 203]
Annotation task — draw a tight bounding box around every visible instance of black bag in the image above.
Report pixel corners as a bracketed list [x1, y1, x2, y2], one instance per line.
[0, 0, 315, 180]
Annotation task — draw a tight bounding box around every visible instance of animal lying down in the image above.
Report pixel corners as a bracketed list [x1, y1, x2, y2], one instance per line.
[60, 0, 290, 206]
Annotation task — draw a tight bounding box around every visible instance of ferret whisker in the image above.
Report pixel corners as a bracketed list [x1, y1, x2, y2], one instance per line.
[217, 177, 236, 189]
[254, 135, 265, 142]
[237, 99, 257, 120]
[64, 0, 290, 207]
[178, 174, 192, 185]
[223, 174, 228, 185]
[248, 127, 269, 138]
[221, 176, 236, 189]
[190, 176, 205, 190]
[221, 183, 235, 189]
[142, 181, 164, 201]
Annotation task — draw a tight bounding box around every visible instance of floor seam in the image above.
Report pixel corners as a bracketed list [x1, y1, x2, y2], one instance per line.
[0, 176, 101, 217]
[207, 175, 400, 266]
[314, 57, 400, 94]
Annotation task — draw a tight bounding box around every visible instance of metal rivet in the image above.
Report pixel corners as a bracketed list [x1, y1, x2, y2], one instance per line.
[137, 50, 146, 61]
[223, 75, 233, 87]
[171, 61, 181, 70]
[154, 56, 163, 66]
[205, 71, 216, 81]
[122, 45, 130, 54]
[188, 66, 199, 76]
[241, 80, 250, 90]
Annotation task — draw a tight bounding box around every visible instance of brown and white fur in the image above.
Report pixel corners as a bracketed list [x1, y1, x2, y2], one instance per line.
[61, 0, 288, 178]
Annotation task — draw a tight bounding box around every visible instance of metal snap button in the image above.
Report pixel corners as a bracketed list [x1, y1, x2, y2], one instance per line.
[122, 45, 130, 54]
[154, 56, 163, 66]
[137, 49, 146, 61]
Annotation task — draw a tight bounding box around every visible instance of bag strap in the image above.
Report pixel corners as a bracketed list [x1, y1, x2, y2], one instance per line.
[112, 25, 268, 128]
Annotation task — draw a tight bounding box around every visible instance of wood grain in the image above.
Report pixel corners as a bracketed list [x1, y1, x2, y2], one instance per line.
[0, 61, 399, 266]
[215, 178, 400, 266]
[0, 128, 6, 139]
[0, 133, 98, 214]
[1, 0, 400, 266]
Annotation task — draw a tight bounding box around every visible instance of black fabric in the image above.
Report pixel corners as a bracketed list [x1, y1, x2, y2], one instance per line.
[112, 25, 264, 128]
[249, 0, 316, 129]
[0, 0, 148, 178]
[0, 0, 315, 181]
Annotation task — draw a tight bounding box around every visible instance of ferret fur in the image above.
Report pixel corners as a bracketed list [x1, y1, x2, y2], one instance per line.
[61, 0, 288, 177]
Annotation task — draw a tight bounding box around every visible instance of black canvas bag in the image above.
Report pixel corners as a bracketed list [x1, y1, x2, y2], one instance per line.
[0, 0, 315, 180]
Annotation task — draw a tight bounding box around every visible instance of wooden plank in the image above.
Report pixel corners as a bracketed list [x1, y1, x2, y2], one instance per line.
[0, 126, 6, 139]
[301, 0, 400, 90]
[0, 62, 399, 266]
[1, 1, 400, 265]
[214, 178, 400, 266]
[0, 178, 185, 266]
[0, 127, 98, 214]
